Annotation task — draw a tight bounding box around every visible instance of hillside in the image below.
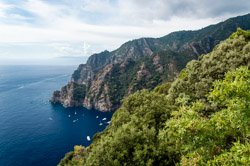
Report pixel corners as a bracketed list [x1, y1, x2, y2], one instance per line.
[51, 13, 250, 111]
[59, 29, 250, 166]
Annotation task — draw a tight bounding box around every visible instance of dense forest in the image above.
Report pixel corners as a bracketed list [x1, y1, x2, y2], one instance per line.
[59, 29, 250, 166]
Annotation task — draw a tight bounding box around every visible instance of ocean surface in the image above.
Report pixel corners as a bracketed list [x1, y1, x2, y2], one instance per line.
[0, 65, 113, 166]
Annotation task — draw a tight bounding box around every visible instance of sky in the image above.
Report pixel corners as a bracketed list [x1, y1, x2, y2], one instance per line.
[0, 0, 250, 65]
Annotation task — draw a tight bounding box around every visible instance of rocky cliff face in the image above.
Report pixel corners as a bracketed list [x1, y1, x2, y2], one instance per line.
[51, 13, 250, 111]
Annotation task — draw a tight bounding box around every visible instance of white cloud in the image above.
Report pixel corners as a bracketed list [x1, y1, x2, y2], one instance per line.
[0, 1, 13, 18]
[81, 0, 114, 14]
[50, 42, 91, 57]
[0, 0, 249, 65]
[22, 0, 68, 25]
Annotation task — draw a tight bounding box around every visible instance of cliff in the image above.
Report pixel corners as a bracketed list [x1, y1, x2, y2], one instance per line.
[51, 13, 250, 111]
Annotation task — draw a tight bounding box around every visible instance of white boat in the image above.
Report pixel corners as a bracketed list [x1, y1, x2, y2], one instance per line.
[102, 118, 107, 121]
[96, 116, 99, 118]
[73, 119, 78, 123]
[87, 136, 91, 141]
[99, 123, 103, 126]
[68, 115, 71, 117]
[49, 117, 53, 120]
[107, 121, 111, 124]
[18, 86, 24, 89]
[74, 112, 77, 115]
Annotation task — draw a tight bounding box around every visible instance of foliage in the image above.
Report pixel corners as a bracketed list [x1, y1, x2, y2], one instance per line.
[105, 60, 138, 105]
[84, 90, 174, 166]
[59, 146, 87, 166]
[105, 48, 190, 106]
[60, 90, 174, 166]
[72, 83, 87, 102]
[153, 82, 172, 95]
[59, 30, 250, 166]
[207, 142, 250, 165]
[167, 28, 250, 110]
[159, 66, 250, 165]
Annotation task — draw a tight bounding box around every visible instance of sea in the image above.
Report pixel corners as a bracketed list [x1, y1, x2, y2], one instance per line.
[0, 65, 113, 166]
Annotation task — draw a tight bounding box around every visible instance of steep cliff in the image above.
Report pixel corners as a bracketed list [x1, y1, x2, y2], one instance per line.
[51, 13, 250, 111]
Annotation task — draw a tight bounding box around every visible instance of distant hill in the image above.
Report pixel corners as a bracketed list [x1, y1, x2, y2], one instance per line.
[51, 13, 250, 111]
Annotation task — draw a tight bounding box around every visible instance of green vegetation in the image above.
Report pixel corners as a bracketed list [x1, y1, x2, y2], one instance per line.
[72, 83, 87, 102]
[59, 29, 250, 166]
[168, 28, 250, 108]
[104, 49, 189, 106]
[105, 61, 138, 105]
[153, 82, 172, 95]
[159, 66, 250, 165]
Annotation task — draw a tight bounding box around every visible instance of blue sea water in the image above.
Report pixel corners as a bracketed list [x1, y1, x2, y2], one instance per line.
[0, 66, 113, 166]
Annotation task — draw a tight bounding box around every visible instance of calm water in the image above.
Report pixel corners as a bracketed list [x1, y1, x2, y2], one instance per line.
[0, 66, 113, 166]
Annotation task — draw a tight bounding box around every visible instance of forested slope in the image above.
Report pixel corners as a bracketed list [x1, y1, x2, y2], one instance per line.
[58, 29, 250, 166]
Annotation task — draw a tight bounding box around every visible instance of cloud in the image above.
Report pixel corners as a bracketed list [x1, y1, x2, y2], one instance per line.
[50, 42, 92, 57]
[0, 1, 14, 19]
[116, 0, 250, 22]
[0, 0, 249, 65]
[81, 0, 114, 14]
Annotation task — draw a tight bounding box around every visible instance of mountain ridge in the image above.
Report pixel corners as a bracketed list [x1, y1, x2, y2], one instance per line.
[51, 13, 250, 111]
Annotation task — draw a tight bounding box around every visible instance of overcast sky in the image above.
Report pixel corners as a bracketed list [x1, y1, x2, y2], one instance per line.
[0, 0, 250, 65]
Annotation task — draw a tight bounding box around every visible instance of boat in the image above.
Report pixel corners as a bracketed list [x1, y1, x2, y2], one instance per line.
[96, 116, 99, 118]
[73, 119, 78, 123]
[87, 136, 91, 141]
[68, 115, 71, 117]
[102, 118, 107, 121]
[99, 123, 103, 126]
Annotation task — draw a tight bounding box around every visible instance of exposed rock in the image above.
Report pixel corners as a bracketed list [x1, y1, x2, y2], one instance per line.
[136, 63, 150, 80]
[51, 82, 74, 107]
[153, 54, 164, 73]
[84, 65, 113, 110]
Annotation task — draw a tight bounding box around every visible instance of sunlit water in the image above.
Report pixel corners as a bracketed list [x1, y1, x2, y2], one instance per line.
[0, 66, 113, 166]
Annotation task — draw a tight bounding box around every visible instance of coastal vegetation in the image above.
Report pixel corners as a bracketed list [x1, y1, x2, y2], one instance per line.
[59, 29, 250, 165]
